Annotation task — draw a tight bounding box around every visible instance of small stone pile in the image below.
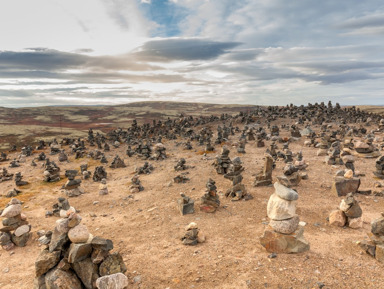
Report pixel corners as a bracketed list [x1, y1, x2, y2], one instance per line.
[34, 212, 128, 288]
[110, 155, 126, 169]
[200, 178, 220, 213]
[58, 149, 68, 162]
[260, 182, 309, 253]
[99, 179, 108, 195]
[81, 164, 91, 180]
[177, 193, 195, 215]
[331, 169, 360, 197]
[44, 159, 61, 182]
[237, 139, 246, 154]
[354, 140, 380, 158]
[224, 157, 248, 201]
[62, 170, 84, 197]
[0, 152, 8, 162]
[379, 119, 384, 131]
[135, 162, 154, 174]
[93, 166, 107, 182]
[173, 173, 190, 184]
[329, 193, 363, 229]
[0, 198, 31, 250]
[213, 146, 231, 175]
[9, 159, 20, 168]
[374, 155, 384, 179]
[15, 172, 29, 186]
[51, 197, 76, 217]
[151, 143, 167, 160]
[0, 167, 13, 182]
[277, 163, 301, 187]
[181, 222, 205, 246]
[358, 213, 384, 264]
[174, 158, 188, 171]
[136, 142, 152, 159]
[254, 153, 274, 187]
[129, 175, 143, 193]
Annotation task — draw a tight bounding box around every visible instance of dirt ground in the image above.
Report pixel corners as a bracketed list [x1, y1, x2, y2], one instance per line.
[0, 120, 383, 289]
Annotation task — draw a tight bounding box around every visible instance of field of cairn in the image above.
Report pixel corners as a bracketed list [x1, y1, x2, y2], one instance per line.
[0, 101, 384, 289]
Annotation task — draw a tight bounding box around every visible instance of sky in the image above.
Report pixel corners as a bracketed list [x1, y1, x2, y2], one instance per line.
[1, 0, 384, 107]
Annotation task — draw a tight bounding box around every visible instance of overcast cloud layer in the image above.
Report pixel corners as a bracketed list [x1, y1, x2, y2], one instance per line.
[1, 0, 383, 107]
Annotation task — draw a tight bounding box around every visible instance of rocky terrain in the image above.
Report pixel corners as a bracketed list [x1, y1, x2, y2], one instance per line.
[0, 101, 384, 289]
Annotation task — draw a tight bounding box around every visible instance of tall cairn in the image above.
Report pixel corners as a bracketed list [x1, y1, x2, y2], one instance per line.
[260, 182, 309, 253]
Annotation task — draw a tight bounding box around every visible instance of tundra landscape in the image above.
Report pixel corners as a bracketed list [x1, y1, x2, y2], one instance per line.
[1, 101, 384, 289]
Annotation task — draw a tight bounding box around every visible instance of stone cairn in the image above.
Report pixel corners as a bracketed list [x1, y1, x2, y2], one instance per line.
[260, 182, 309, 253]
[224, 157, 248, 201]
[34, 212, 128, 289]
[379, 118, 384, 131]
[81, 164, 91, 180]
[129, 175, 143, 193]
[151, 143, 167, 160]
[0, 198, 31, 250]
[374, 155, 384, 179]
[0, 152, 8, 162]
[200, 178, 220, 213]
[99, 179, 108, 195]
[6, 188, 21, 198]
[43, 159, 61, 182]
[174, 158, 188, 171]
[0, 167, 13, 182]
[58, 149, 68, 162]
[331, 169, 360, 197]
[173, 173, 190, 184]
[109, 155, 126, 169]
[50, 197, 76, 218]
[62, 170, 84, 197]
[177, 193, 195, 215]
[135, 162, 154, 175]
[100, 154, 108, 164]
[329, 193, 363, 229]
[181, 222, 205, 246]
[237, 139, 246, 154]
[354, 140, 380, 158]
[254, 153, 274, 187]
[213, 146, 231, 175]
[15, 172, 29, 186]
[93, 166, 107, 182]
[358, 212, 384, 264]
[276, 163, 301, 187]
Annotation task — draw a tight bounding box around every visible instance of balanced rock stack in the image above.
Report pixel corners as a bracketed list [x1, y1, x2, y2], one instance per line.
[354, 140, 380, 158]
[200, 178, 220, 213]
[224, 157, 248, 201]
[254, 153, 273, 187]
[332, 169, 360, 197]
[109, 155, 126, 169]
[63, 170, 84, 197]
[52, 197, 76, 217]
[0, 198, 31, 250]
[329, 193, 363, 229]
[34, 212, 128, 289]
[129, 175, 144, 193]
[374, 155, 384, 179]
[152, 143, 167, 160]
[276, 163, 301, 187]
[93, 166, 107, 182]
[358, 213, 384, 264]
[260, 182, 310, 253]
[181, 222, 205, 246]
[43, 159, 61, 182]
[213, 146, 231, 175]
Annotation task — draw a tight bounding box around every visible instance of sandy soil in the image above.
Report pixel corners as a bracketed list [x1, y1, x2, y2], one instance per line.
[0, 121, 383, 289]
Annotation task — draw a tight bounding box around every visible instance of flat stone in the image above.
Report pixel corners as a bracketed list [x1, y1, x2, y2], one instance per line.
[267, 193, 296, 221]
[329, 210, 347, 227]
[358, 240, 376, 256]
[14, 224, 31, 237]
[331, 177, 360, 197]
[269, 215, 300, 234]
[96, 273, 128, 289]
[35, 249, 61, 277]
[68, 243, 92, 263]
[260, 225, 310, 253]
[345, 203, 362, 218]
[68, 224, 89, 243]
[274, 182, 298, 201]
[1, 204, 21, 218]
[45, 267, 82, 289]
[91, 236, 113, 251]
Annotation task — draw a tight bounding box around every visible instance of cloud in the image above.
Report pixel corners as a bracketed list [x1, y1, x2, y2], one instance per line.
[133, 38, 242, 61]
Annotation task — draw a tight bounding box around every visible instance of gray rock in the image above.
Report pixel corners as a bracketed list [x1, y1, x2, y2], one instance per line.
[68, 243, 92, 263]
[72, 258, 99, 289]
[269, 215, 300, 234]
[274, 182, 298, 201]
[99, 253, 127, 277]
[267, 193, 296, 221]
[96, 273, 128, 289]
[35, 249, 61, 277]
[49, 227, 69, 252]
[45, 267, 82, 289]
